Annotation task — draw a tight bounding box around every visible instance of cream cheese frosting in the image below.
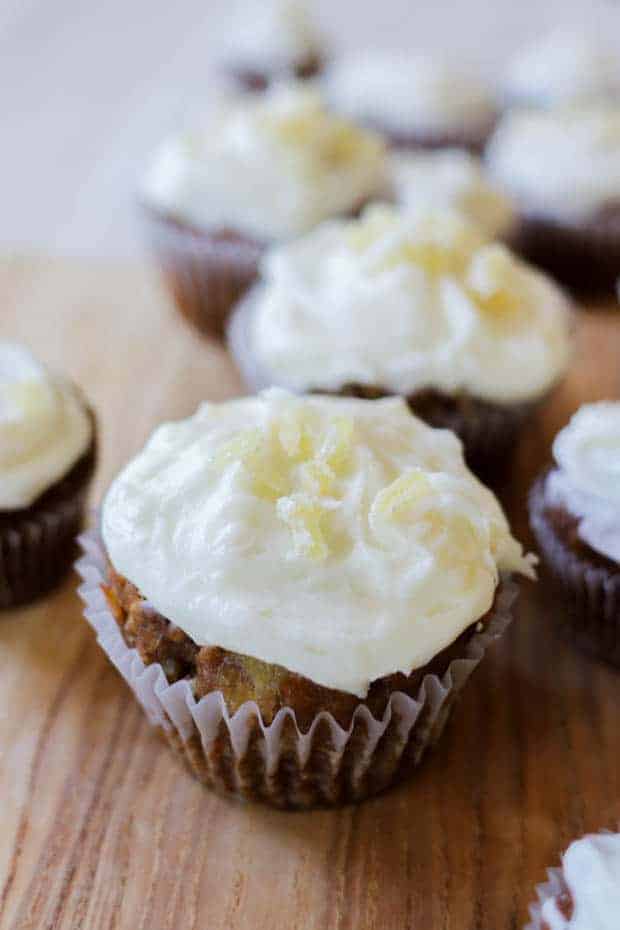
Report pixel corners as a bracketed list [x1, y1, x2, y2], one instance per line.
[0, 343, 92, 511]
[219, 0, 322, 75]
[102, 389, 534, 697]
[505, 30, 620, 108]
[141, 84, 387, 241]
[322, 53, 496, 137]
[486, 106, 620, 222]
[390, 149, 515, 238]
[545, 402, 620, 563]
[540, 832, 620, 930]
[248, 205, 573, 404]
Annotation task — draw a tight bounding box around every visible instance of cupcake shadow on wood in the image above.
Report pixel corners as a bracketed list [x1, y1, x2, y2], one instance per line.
[78, 389, 533, 808]
[228, 204, 574, 481]
[1, 343, 96, 609]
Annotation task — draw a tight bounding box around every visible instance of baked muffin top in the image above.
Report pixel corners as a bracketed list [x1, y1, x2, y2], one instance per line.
[102, 389, 534, 697]
[0, 342, 92, 511]
[504, 29, 620, 109]
[248, 205, 573, 403]
[322, 52, 495, 139]
[390, 148, 515, 238]
[545, 401, 620, 563]
[538, 832, 620, 929]
[486, 105, 620, 222]
[141, 84, 387, 241]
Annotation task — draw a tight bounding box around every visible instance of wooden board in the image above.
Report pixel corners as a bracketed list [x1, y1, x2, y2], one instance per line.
[1, 255, 619, 930]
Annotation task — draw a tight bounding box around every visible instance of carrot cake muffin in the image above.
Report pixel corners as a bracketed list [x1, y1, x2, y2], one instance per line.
[141, 84, 387, 338]
[322, 52, 497, 152]
[1, 342, 96, 608]
[88, 389, 534, 807]
[529, 402, 620, 665]
[504, 29, 620, 110]
[526, 831, 620, 929]
[217, 0, 325, 91]
[486, 105, 620, 295]
[390, 148, 515, 239]
[229, 205, 573, 478]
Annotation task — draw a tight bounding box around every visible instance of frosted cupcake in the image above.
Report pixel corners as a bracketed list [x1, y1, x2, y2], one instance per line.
[78, 389, 533, 807]
[486, 105, 620, 295]
[390, 148, 516, 240]
[504, 29, 620, 110]
[141, 84, 387, 338]
[322, 53, 497, 152]
[526, 831, 620, 929]
[218, 0, 325, 91]
[1, 343, 96, 608]
[529, 402, 620, 665]
[229, 205, 573, 478]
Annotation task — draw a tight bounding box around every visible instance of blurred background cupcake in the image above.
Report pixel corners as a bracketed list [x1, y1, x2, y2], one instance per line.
[485, 105, 620, 296]
[503, 28, 620, 110]
[529, 402, 620, 665]
[526, 830, 620, 929]
[322, 52, 497, 152]
[229, 205, 574, 479]
[80, 389, 533, 807]
[141, 83, 388, 339]
[216, 0, 326, 92]
[0, 343, 96, 608]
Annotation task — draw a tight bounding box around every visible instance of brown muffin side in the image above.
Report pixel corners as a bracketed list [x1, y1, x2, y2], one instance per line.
[103, 563, 501, 732]
[0, 412, 97, 608]
[362, 115, 497, 154]
[225, 52, 324, 92]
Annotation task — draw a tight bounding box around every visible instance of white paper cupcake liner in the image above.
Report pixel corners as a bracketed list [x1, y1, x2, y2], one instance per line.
[76, 527, 519, 808]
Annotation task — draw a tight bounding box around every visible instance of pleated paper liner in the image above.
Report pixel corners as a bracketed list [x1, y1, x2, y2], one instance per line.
[77, 527, 519, 809]
[529, 474, 620, 667]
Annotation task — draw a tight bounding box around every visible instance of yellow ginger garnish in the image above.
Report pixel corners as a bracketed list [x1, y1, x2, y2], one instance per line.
[276, 493, 329, 561]
[215, 428, 289, 501]
[372, 468, 432, 520]
[466, 244, 523, 317]
[4, 380, 53, 417]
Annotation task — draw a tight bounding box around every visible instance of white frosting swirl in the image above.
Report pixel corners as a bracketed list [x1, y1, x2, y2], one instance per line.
[322, 53, 496, 137]
[219, 0, 322, 75]
[142, 84, 387, 241]
[545, 401, 620, 563]
[0, 343, 93, 511]
[390, 149, 515, 238]
[505, 30, 620, 108]
[540, 832, 620, 930]
[486, 106, 620, 222]
[102, 389, 534, 697]
[248, 205, 573, 404]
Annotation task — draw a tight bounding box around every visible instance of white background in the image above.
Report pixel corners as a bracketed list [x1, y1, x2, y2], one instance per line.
[1, 0, 619, 257]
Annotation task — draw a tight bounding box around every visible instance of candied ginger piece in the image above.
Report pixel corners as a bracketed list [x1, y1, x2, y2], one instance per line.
[277, 493, 329, 560]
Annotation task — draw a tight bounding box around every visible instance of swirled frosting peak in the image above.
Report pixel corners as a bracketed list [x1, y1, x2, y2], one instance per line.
[219, 0, 322, 74]
[142, 84, 387, 241]
[248, 205, 573, 404]
[0, 343, 92, 510]
[546, 401, 620, 562]
[102, 389, 534, 697]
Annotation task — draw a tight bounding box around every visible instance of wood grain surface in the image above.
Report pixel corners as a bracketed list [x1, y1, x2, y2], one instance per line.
[0, 255, 619, 930]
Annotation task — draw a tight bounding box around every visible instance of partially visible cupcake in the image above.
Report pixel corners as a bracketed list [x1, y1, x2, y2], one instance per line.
[390, 148, 516, 240]
[217, 0, 325, 92]
[141, 84, 388, 338]
[486, 105, 620, 295]
[79, 389, 533, 807]
[504, 29, 620, 110]
[229, 205, 574, 478]
[526, 831, 620, 929]
[1, 343, 96, 609]
[529, 402, 620, 665]
[322, 53, 497, 152]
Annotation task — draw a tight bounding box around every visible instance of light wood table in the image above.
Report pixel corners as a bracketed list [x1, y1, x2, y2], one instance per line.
[1, 256, 619, 930]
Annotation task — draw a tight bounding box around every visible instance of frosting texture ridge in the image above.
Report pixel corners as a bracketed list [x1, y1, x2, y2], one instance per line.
[546, 401, 620, 562]
[142, 84, 387, 240]
[0, 343, 92, 510]
[249, 205, 573, 403]
[102, 390, 533, 697]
